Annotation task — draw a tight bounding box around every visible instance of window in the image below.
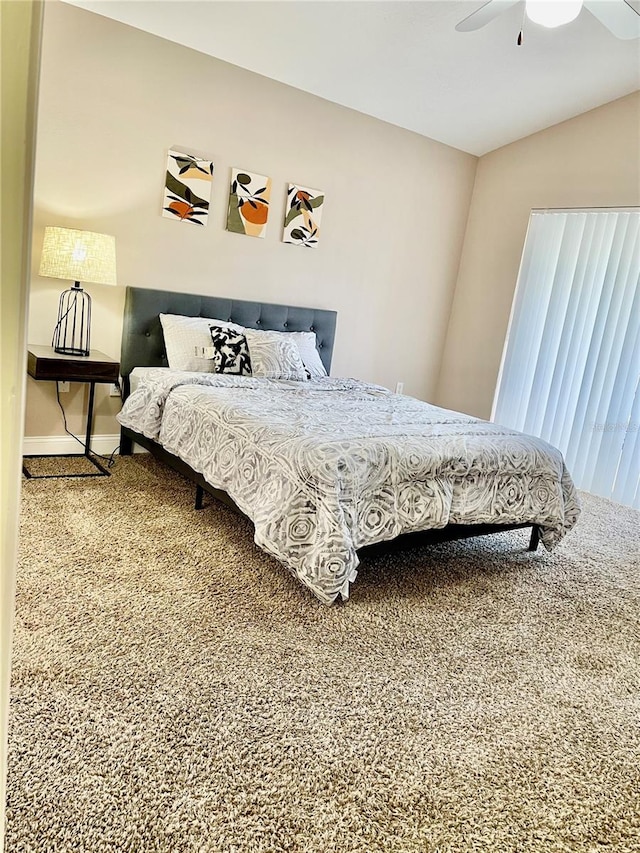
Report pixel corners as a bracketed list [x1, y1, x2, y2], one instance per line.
[493, 209, 640, 509]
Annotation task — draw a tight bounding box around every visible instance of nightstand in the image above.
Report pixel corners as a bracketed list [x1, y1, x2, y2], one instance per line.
[24, 345, 120, 478]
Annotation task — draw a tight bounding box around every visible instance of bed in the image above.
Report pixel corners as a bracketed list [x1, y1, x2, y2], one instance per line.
[118, 286, 580, 604]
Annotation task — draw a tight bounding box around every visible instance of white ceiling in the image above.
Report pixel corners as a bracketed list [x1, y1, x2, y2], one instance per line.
[64, 0, 640, 156]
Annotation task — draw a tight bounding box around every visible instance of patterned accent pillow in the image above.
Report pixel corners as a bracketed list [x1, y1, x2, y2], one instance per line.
[244, 329, 307, 381]
[255, 330, 327, 378]
[209, 325, 252, 375]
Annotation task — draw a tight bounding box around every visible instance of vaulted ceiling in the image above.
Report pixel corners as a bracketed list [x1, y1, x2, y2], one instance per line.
[64, 0, 640, 155]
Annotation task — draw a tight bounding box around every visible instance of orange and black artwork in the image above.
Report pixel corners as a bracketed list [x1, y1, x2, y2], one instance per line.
[162, 149, 214, 226]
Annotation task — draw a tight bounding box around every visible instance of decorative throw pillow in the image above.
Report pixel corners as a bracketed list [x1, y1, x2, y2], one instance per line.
[160, 313, 244, 372]
[209, 325, 251, 375]
[244, 329, 307, 381]
[279, 331, 327, 378]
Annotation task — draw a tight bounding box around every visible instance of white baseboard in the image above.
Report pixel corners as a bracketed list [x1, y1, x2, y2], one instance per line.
[22, 434, 147, 456]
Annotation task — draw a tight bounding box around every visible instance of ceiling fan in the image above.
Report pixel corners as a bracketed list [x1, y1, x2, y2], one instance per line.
[456, 0, 640, 40]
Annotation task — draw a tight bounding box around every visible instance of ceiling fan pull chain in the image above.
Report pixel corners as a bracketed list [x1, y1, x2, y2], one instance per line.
[518, 1, 527, 45]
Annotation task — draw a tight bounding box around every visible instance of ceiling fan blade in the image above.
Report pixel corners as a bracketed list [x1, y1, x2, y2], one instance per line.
[583, 0, 640, 39]
[455, 0, 521, 32]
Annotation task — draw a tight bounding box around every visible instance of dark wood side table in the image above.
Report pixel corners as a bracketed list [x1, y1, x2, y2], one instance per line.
[24, 345, 120, 478]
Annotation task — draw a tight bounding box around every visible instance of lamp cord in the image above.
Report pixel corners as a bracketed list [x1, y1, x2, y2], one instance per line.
[51, 286, 82, 348]
[51, 310, 71, 349]
[55, 383, 119, 468]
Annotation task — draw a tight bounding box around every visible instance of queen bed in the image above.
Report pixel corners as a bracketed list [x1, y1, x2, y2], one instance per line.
[117, 286, 580, 604]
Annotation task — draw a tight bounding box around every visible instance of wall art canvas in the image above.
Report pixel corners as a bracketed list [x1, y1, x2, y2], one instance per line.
[283, 184, 325, 248]
[226, 169, 272, 238]
[162, 149, 214, 226]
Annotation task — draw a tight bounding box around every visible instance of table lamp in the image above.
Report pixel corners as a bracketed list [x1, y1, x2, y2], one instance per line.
[39, 226, 117, 356]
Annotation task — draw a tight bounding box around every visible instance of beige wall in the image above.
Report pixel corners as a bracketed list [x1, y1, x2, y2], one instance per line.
[1, 0, 42, 842]
[25, 0, 477, 439]
[436, 92, 640, 420]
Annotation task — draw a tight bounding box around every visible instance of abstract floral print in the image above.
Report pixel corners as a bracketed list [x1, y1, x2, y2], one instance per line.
[162, 149, 214, 226]
[283, 184, 325, 248]
[226, 169, 272, 238]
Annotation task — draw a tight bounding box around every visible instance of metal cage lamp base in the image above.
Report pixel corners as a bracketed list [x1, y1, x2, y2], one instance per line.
[52, 281, 92, 357]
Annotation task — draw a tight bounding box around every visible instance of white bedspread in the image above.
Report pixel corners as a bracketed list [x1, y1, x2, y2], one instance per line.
[117, 371, 580, 603]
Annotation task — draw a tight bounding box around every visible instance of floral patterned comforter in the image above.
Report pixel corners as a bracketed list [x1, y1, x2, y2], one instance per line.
[117, 371, 580, 603]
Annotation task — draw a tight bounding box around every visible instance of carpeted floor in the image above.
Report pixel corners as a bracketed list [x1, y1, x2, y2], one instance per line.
[7, 455, 640, 852]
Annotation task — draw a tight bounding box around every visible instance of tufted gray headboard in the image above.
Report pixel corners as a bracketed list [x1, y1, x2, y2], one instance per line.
[120, 286, 337, 396]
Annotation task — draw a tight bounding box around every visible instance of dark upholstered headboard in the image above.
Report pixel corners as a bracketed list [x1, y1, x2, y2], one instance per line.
[120, 286, 337, 394]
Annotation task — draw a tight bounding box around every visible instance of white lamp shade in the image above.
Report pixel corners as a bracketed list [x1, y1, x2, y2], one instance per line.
[39, 226, 117, 286]
[525, 0, 583, 28]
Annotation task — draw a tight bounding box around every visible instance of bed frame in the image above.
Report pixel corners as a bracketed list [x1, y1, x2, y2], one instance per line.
[119, 286, 540, 553]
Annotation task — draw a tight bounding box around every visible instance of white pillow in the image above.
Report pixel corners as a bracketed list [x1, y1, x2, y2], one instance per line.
[159, 313, 243, 372]
[282, 331, 328, 378]
[244, 330, 307, 381]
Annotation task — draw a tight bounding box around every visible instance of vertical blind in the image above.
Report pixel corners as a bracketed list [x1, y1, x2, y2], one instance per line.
[493, 209, 640, 509]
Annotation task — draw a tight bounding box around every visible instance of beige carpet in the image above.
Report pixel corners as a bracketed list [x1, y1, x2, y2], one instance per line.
[7, 455, 640, 852]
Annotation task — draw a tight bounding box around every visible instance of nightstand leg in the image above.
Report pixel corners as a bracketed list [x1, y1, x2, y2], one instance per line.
[85, 381, 96, 456]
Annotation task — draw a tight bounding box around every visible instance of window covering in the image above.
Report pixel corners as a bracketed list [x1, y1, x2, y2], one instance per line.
[493, 209, 640, 509]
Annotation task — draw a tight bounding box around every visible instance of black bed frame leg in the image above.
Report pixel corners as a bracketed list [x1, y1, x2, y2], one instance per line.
[528, 525, 540, 552]
[120, 429, 133, 457]
[195, 484, 204, 510]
